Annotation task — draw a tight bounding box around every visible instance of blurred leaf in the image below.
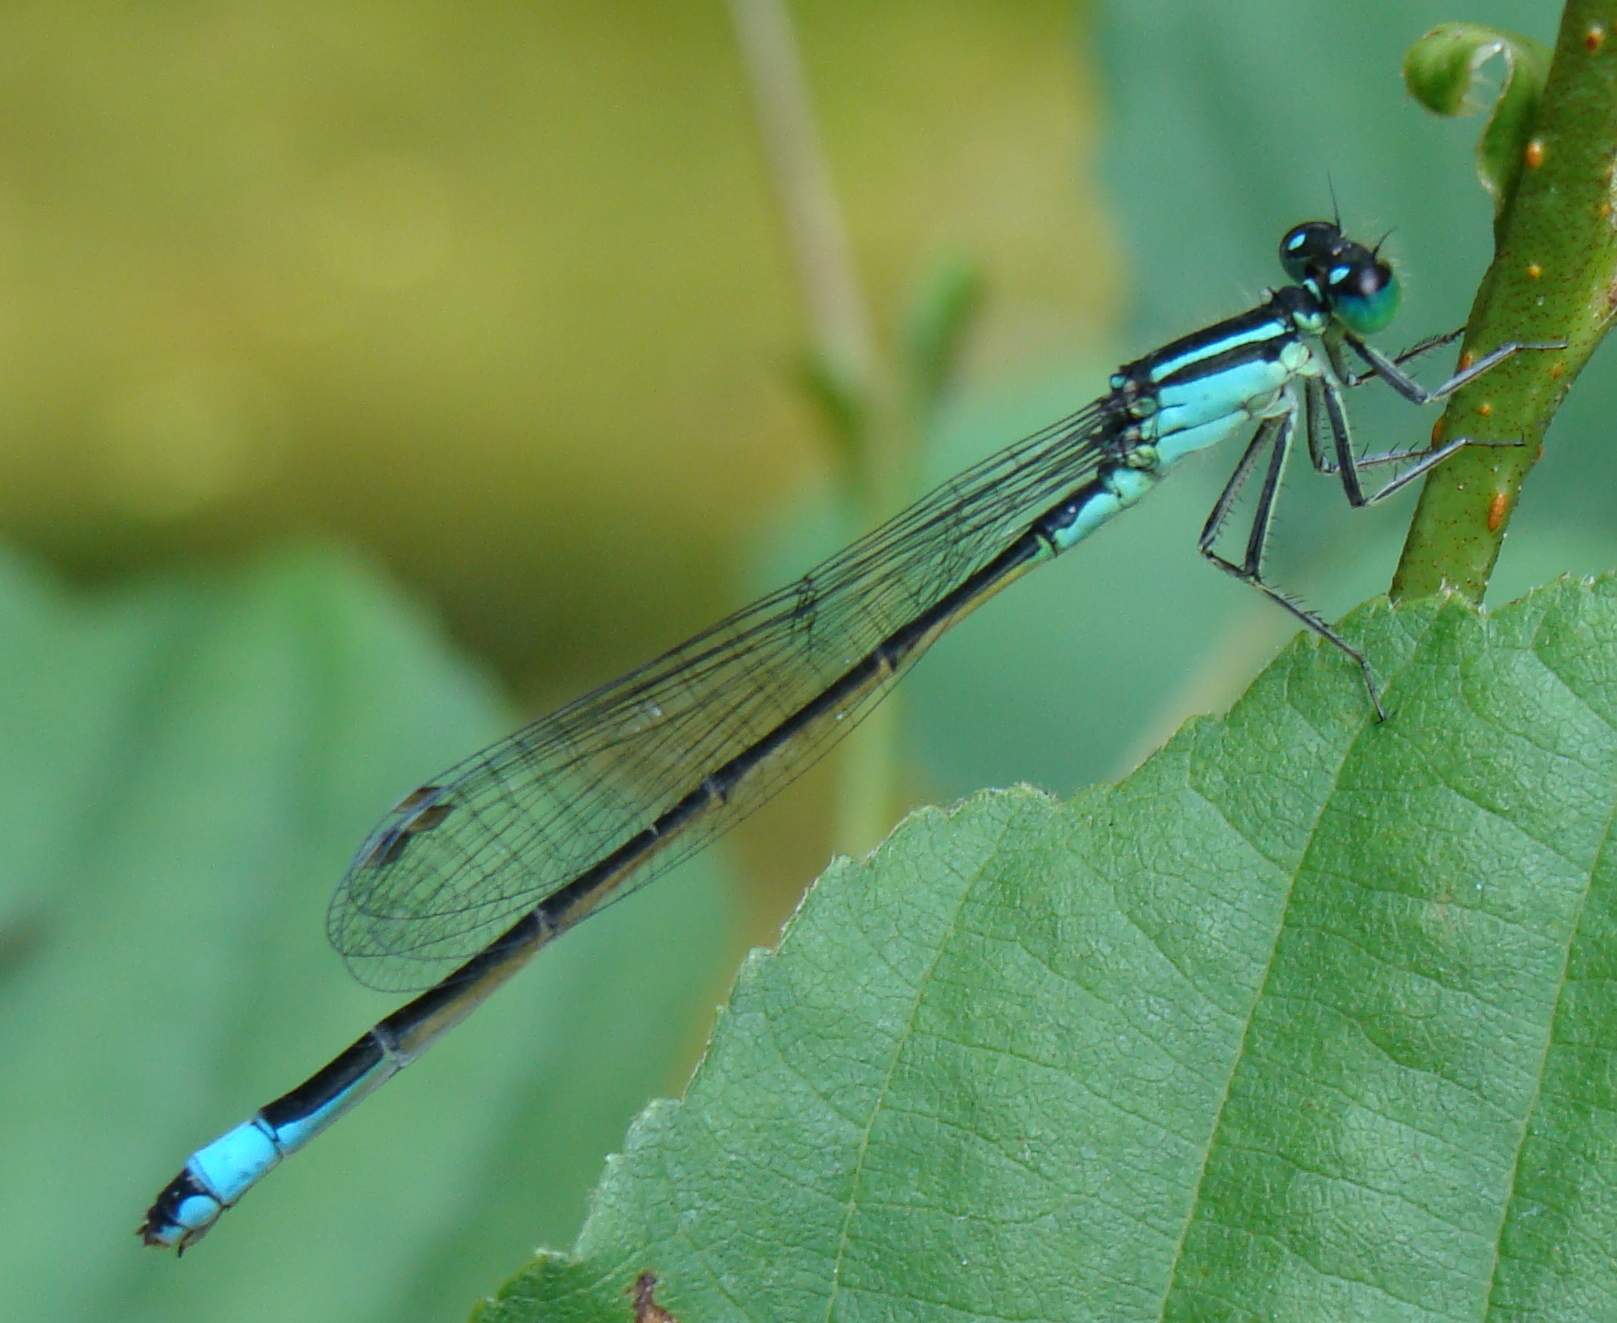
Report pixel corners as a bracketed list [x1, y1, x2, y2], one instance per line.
[799, 347, 872, 474]
[0, 546, 733, 1323]
[1403, 23, 1551, 215]
[483, 578, 1617, 1321]
[902, 254, 985, 418]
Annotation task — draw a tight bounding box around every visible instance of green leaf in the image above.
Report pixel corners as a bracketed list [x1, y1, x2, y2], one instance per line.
[0, 546, 733, 1323]
[484, 577, 1617, 1322]
[1403, 23, 1551, 215]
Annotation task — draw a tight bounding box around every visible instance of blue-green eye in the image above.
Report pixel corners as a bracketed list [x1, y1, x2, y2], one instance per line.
[1330, 258, 1400, 335]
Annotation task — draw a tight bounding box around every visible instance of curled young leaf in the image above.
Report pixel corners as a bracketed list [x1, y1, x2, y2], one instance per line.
[1403, 23, 1551, 214]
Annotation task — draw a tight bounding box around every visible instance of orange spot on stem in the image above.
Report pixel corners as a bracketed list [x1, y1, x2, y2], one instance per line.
[1487, 490, 1510, 532]
[1525, 139, 1546, 169]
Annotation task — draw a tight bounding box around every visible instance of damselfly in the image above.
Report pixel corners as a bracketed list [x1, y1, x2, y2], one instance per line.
[141, 220, 1556, 1251]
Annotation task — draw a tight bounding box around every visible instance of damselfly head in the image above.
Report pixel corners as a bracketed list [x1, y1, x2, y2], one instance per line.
[1279, 220, 1399, 336]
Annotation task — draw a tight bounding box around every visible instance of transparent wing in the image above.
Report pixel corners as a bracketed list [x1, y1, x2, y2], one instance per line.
[328, 398, 1120, 990]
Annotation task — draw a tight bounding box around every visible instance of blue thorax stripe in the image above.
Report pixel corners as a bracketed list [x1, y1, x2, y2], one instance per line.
[1139, 300, 1295, 386]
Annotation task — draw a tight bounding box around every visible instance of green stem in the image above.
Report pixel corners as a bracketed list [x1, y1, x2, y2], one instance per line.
[1392, 0, 1617, 602]
[728, 0, 906, 852]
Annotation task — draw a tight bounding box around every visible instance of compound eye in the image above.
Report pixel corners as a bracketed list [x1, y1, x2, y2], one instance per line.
[1279, 220, 1341, 282]
[1330, 257, 1400, 335]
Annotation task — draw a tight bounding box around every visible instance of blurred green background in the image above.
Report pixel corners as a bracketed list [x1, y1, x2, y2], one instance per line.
[3, 3, 1607, 1322]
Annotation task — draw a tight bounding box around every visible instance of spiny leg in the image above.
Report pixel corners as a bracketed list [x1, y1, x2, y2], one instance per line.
[1339, 327, 1463, 389]
[1198, 403, 1386, 719]
[1343, 332, 1562, 404]
[1198, 413, 1282, 551]
[1328, 330, 1561, 482]
[1307, 375, 1513, 506]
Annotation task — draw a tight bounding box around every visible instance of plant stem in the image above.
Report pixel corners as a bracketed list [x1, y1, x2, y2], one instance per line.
[1392, 0, 1617, 602]
[728, 0, 905, 852]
